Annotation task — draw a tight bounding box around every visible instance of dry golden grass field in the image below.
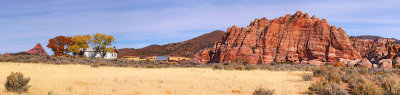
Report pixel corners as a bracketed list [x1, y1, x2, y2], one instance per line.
[0, 62, 312, 95]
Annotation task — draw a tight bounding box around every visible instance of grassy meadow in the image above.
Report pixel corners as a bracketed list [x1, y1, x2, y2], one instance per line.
[0, 62, 312, 95]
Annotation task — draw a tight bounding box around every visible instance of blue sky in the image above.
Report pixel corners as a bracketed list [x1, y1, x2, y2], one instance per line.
[0, 0, 399, 54]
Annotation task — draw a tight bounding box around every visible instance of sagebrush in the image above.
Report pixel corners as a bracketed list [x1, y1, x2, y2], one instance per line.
[4, 72, 31, 93]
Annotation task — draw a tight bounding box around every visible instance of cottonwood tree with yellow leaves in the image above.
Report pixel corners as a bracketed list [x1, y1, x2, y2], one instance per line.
[67, 35, 92, 57]
[91, 33, 115, 58]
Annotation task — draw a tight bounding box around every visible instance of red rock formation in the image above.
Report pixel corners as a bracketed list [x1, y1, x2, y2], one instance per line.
[197, 11, 361, 64]
[350, 37, 400, 62]
[26, 43, 48, 55]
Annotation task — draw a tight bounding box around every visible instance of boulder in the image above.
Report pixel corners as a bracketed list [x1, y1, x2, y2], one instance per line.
[357, 58, 372, 68]
[396, 57, 400, 66]
[373, 64, 378, 68]
[347, 60, 360, 67]
[378, 59, 392, 69]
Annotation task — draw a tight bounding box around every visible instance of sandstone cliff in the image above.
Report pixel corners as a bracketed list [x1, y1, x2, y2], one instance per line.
[197, 11, 362, 64]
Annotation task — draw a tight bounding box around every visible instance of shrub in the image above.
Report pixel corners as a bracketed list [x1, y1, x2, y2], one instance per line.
[334, 62, 345, 67]
[381, 75, 400, 95]
[245, 64, 258, 70]
[91, 63, 100, 68]
[351, 78, 384, 95]
[394, 65, 400, 68]
[358, 68, 368, 75]
[309, 79, 348, 95]
[211, 63, 224, 70]
[302, 74, 314, 81]
[4, 72, 31, 93]
[313, 67, 328, 77]
[253, 87, 274, 95]
[325, 69, 344, 84]
[233, 65, 246, 70]
[341, 68, 358, 82]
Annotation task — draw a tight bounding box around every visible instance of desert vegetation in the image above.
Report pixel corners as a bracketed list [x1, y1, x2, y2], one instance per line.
[309, 66, 400, 95]
[4, 72, 31, 93]
[253, 87, 275, 95]
[0, 55, 320, 71]
[2, 55, 400, 95]
[0, 62, 311, 95]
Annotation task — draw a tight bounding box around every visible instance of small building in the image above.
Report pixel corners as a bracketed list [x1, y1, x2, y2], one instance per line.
[155, 56, 169, 61]
[83, 48, 118, 59]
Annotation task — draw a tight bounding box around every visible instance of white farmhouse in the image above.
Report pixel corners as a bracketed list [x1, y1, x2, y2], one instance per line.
[83, 48, 118, 59]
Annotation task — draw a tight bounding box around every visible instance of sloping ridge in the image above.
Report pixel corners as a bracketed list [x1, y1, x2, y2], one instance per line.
[353, 35, 400, 44]
[118, 30, 225, 58]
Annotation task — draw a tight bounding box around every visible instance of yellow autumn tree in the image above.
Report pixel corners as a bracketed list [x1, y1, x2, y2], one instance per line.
[91, 33, 115, 58]
[67, 35, 92, 56]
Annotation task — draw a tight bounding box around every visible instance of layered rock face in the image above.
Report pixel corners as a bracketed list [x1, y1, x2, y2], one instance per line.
[197, 11, 362, 64]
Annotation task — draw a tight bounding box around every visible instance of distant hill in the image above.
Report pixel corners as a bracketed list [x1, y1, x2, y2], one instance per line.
[118, 30, 226, 58]
[352, 35, 400, 44]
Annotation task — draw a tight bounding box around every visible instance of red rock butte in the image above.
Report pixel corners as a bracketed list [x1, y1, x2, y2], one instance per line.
[26, 43, 48, 56]
[196, 11, 362, 64]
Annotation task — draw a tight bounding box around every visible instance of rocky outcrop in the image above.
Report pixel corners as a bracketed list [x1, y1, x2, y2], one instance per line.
[26, 43, 48, 56]
[350, 36, 400, 62]
[357, 58, 372, 68]
[197, 11, 361, 64]
[194, 48, 213, 64]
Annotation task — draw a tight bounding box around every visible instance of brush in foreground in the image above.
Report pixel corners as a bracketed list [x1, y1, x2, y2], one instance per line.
[4, 72, 31, 93]
[253, 87, 274, 95]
